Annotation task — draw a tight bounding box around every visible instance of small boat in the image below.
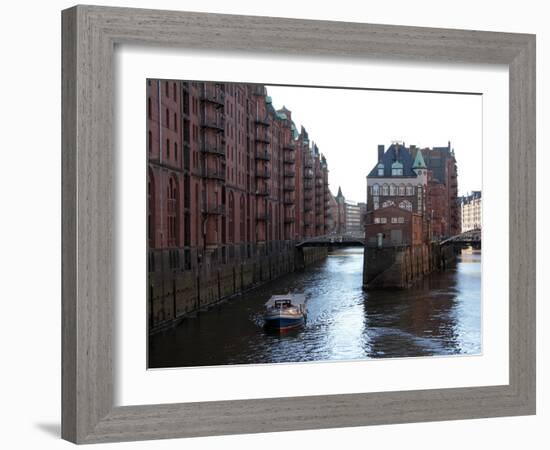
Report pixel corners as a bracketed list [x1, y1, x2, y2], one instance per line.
[264, 293, 307, 331]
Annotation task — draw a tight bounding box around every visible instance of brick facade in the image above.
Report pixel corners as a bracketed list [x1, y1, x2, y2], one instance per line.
[365, 142, 459, 247]
[146, 80, 334, 327]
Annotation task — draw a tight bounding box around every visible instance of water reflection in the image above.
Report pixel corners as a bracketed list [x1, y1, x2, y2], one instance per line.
[149, 247, 481, 368]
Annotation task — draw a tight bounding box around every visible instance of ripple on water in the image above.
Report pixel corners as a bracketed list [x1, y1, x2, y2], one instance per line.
[148, 249, 481, 368]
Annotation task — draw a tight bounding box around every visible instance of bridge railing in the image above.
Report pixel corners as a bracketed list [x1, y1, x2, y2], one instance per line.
[296, 233, 366, 247]
[440, 229, 481, 245]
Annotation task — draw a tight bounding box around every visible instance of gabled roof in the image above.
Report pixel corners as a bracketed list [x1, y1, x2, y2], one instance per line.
[368, 143, 417, 178]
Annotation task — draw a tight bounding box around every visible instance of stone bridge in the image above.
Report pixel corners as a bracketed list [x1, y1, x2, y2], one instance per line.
[440, 228, 481, 246]
[296, 232, 365, 248]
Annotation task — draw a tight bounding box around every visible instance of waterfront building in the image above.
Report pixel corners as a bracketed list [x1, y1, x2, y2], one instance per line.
[417, 142, 460, 238]
[147, 80, 331, 327]
[461, 191, 482, 232]
[332, 186, 347, 233]
[326, 194, 338, 233]
[344, 202, 363, 233]
[364, 142, 459, 246]
[325, 186, 364, 234]
[358, 202, 367, 230]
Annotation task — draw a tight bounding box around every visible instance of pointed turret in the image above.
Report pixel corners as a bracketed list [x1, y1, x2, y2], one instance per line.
[412, 149, 427, 170]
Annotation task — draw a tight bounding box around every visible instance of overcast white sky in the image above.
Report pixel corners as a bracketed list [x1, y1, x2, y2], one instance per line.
[266, 85, 482, 203]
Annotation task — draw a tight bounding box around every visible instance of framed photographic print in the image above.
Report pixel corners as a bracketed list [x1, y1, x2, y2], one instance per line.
[62, 5, 536, 444]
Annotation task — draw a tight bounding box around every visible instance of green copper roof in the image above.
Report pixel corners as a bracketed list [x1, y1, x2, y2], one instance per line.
[265, 95, 272, 104]
[412, 149, 427, 169]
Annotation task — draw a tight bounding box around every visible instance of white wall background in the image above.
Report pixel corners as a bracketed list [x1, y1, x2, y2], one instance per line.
[0, 1, 546, 449]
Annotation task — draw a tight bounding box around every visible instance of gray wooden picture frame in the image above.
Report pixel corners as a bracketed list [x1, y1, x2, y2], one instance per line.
[61, 5, 536, 444]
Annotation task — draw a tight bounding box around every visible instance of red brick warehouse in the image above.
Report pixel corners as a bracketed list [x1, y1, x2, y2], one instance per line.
[146, 80, 335, 329]
[364, 142, 460, 247]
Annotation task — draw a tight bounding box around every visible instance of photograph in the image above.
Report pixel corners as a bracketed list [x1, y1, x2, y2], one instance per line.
[146, 80, 483, 368]
[1, 0, 541, 447]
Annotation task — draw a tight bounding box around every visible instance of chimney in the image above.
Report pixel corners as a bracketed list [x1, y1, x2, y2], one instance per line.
[410, 144, 416, 157]
[378, 145, 385, 162]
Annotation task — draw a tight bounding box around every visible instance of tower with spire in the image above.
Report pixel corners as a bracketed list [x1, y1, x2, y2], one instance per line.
[411, 147, 428, 185]
[333, 186, 346, 233]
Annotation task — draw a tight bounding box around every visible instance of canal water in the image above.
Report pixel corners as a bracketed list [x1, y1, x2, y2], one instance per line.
[148, 248, 481, 368]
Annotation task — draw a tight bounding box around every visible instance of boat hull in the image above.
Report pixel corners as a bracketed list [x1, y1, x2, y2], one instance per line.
[264, 315, 304, 331]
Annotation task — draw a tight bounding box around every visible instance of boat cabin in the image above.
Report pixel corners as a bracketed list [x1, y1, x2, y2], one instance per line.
[265, 293, 307, 311]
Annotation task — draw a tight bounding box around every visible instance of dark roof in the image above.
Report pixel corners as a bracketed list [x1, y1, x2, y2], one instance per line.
[460, 191, 481, 204]
[420, 145, 456, 183]
[367, 143, 417, 178]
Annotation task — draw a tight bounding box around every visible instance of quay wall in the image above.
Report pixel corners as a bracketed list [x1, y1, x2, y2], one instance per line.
[149, 244, 327, 333]
[363, 243, 455, 289]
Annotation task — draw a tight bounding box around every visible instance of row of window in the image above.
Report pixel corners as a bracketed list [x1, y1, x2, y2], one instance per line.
[165, 108, 178, 131]
[373, 199, 413, 211]
[149, 170, 306, 247]
[372, 184, 417, 196]
[147, 131, 179, 160]
[376, 165, 403, 176]
[166, 81, 177, 100]
[373, 217, 405, 224]
[146, 98, 179, 134]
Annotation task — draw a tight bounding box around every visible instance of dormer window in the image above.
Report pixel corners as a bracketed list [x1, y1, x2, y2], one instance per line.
[377, 163, 384, 176]
[391, 160, 403, 176]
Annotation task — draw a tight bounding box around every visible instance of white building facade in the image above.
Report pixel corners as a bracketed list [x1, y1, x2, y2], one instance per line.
[460, 191, 482, 232]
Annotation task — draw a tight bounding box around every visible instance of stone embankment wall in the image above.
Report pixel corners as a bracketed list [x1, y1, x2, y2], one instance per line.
[149, 246, 327, 333]
[363, 243, 455, 289]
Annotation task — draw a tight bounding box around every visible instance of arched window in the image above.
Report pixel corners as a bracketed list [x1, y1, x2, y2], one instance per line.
[246, 196, 251, 243]
[377, 163, 384, 176]
[147, 97, 151, 119]
[228, 192, 235, 243]
[166, 138, 170, 159]
[269, 203, 273, 242]
[147, 169, 155, 247]
[239, 195, 245, 242]
[389, 184, 397, 196]
[382, 184, 389, 196]
[406, 184, 414, 196]
[195, 183, 200, 245]
[399, 200, 412, 211]
[382, 200, 395, 208]
[148, 131, 152, 153]
[174, 142, 178, 161]
[372, 184, 380, 196]
[167, 176, 179, 247]
[398, 184, 405, 196]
